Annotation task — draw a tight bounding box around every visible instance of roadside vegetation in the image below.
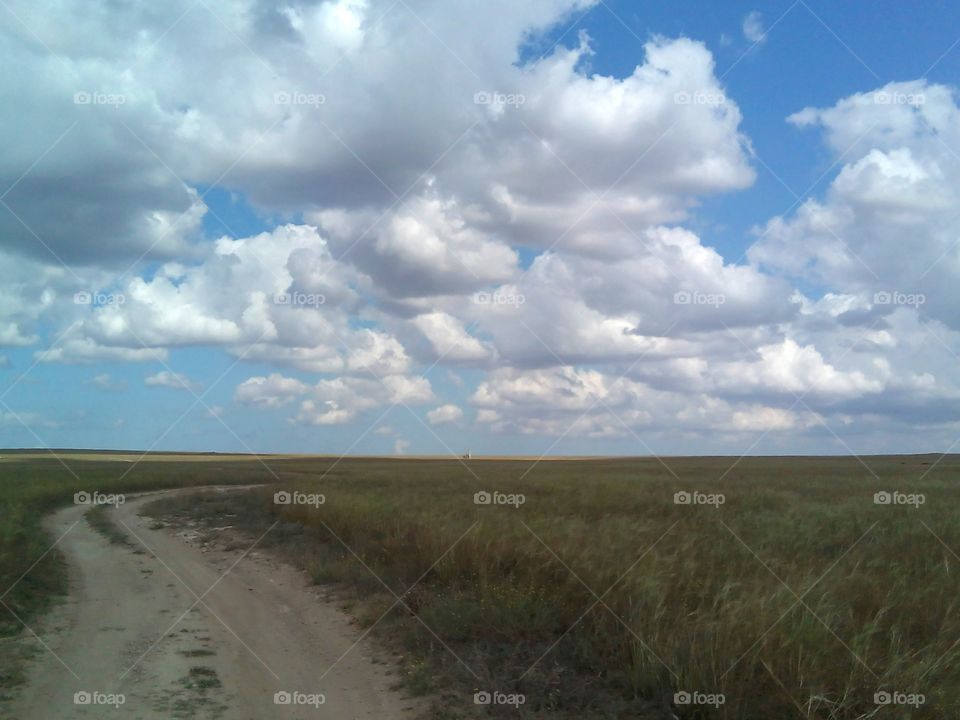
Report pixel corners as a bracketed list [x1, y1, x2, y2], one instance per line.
[141, 454, 960, 719]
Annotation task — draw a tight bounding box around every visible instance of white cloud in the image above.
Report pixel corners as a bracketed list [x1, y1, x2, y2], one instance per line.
[742, 11, 766, 44]
[145, 370, 201, 393]
[411, 312, 492, 363]
[237, 372, 433, 425]
[710, 339, 885, 398]
[427, 404, 464, 425]
[751, 80, 960, 330]
[235, 374, 309, 408]
[37, 337, 167, 365]
[312, 195, 520, 298]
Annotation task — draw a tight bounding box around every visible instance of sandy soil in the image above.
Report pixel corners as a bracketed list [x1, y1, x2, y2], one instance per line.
[4, 486, 424, 719]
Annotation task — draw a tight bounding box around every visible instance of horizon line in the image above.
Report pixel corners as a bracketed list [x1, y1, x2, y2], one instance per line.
[0, 448, 955, 460]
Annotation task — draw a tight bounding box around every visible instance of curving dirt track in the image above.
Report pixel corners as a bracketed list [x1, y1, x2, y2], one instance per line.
[4, 486, 421, 719]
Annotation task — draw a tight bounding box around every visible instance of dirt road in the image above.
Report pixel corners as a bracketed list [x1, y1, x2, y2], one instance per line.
[5, 487, 421, 719]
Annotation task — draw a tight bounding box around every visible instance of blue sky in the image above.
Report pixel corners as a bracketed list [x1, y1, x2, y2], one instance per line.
[2, 0, 960, 455]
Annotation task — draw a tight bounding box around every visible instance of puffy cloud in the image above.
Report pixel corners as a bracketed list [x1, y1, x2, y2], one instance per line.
[742, 12, 766, 44]
[0, 0, 603, 266]
[751, 80, 960, 329]
[427, 404, 464, 425]
[470, 365, 821, 439]
[452, 226, 798, 369]
[145, 370, 201, 393]
[312, 195, 520, 298]
[32, 224, 417, 376]
[235, 374, 309, 408]
[458, 34, 755, 257]
[294, 375, 433, 425]
[236, 372, 433, 425]
[709, 339, 885, 398]
[411, 312, 492, 363]
[36, 336, 166, 364]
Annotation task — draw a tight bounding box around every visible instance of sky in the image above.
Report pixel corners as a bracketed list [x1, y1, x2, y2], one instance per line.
[2, 0, 960, 456]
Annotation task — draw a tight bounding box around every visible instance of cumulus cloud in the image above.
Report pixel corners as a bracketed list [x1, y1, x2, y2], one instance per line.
[411, 312, 492, 363]
[33, 224, 415, 375]
[312, 195, 520, 299]
[235, 373, 309, 408]
[427, 404, 464, 425]
[751, 80, 960, 329]
[236, 372, 433, 425]
[145, 370, 201, 393]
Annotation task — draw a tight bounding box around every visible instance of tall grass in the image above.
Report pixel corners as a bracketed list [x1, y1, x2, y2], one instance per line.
[3, 453, 959, 718]
[238, 456, 960, 719]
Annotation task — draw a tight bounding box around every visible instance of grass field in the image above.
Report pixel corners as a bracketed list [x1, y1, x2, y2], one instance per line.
[3, 453, 959, 718]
